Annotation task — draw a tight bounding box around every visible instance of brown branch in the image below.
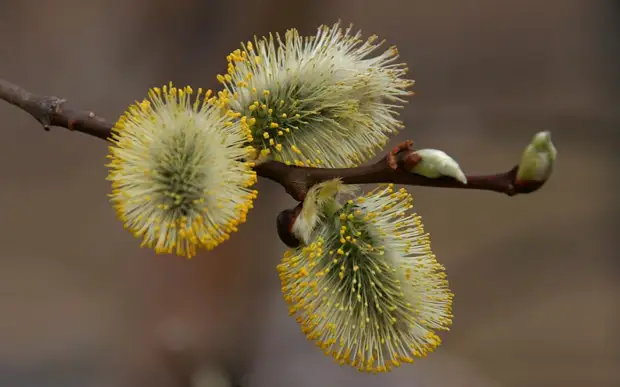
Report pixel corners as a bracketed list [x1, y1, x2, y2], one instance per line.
[256, 155, 531, 201]
[0, 78, 547, 201]
[0, 79, 112, 140]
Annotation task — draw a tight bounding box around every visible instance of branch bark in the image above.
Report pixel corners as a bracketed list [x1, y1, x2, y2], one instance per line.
[0, 78, 546, 201]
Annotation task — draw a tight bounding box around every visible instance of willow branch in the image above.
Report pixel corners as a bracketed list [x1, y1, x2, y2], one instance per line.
[0, 79, 112, 140]
[0, 78, 546, 201]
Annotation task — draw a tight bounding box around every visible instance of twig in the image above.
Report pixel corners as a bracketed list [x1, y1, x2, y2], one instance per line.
[0, 79, 112, 140]
[0, 78, 545, 201]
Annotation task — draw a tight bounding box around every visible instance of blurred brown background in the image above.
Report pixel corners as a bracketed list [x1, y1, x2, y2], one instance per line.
[0, 0, 618, 386]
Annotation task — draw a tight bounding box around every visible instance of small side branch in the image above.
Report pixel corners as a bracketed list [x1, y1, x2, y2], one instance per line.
[0, 78, 548, 201]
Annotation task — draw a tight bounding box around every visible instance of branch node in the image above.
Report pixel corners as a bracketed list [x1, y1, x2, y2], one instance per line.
[34, 96, 66, 131]
[401, 150, 423, 171]
[68, 119, 78, 131]
[284, 175, 309, 202]
[387, 139, 414, 170]
[387, 140, 423, 173]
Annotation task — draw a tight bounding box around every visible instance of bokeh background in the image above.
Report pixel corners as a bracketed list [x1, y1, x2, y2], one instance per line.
[0, 0, 618, 386]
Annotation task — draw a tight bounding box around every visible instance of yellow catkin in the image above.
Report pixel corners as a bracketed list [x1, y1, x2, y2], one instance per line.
[218, 22, 414, 168]
[277, 184, 453, 373]
[106, 83, 258, 258]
